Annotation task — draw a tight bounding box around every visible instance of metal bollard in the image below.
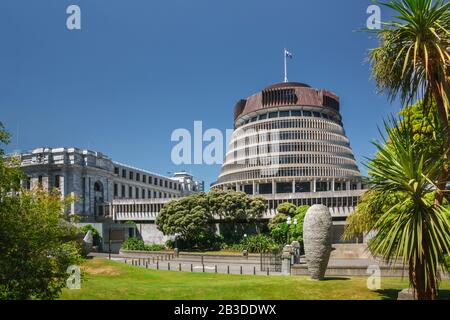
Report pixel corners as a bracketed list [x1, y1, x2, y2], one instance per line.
[191, 264, 193, 272]
[227, 265, 230, 274]
[240, 266, 243, 275]
[145, 262, 148, 269]
[267, 268, 269, 276]
[254, 266, 256, 275]
[215, 265, 217, 273]
[168, 262, 170, 271]
[157, 261, 159, 270]
[125, 258, 127, 264]
[202, 264, 205, 273]
[179, 263, 181, 272]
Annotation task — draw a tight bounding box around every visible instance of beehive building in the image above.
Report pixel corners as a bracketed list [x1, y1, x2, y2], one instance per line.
[212, 82, 368, 241]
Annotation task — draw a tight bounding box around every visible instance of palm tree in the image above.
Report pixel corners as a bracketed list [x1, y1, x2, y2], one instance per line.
[369, 0, 450, 205]
[356, 116, 450, 300]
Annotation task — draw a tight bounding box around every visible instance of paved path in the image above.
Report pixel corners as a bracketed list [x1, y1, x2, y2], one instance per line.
[89, 252, 282, 276]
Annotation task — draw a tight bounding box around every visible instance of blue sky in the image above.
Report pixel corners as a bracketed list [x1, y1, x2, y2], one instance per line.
[0, 0, 401, 188]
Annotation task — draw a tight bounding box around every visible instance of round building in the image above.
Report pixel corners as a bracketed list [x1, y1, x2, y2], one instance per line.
[212, 82, 367, 242]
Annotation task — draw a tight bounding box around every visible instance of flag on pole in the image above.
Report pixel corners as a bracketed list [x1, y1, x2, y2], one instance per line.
[285, 49, 293, 59]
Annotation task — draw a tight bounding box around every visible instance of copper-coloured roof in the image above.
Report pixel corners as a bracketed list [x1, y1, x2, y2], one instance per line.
[233, 82, 340, 123]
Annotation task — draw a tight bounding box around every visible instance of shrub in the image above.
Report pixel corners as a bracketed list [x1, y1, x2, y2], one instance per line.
[240, 234, 278, 253]
[121, 237, 165, 251]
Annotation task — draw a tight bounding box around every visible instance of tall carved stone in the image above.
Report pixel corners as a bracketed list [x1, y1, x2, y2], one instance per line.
[303, 205, 332, 280]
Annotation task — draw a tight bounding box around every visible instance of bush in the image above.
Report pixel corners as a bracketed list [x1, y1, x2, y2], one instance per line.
[174, 231, 224, 251]
[121, 237, 165, 251]
[240, 234, 278, 253]
[445, 255, 450, 272]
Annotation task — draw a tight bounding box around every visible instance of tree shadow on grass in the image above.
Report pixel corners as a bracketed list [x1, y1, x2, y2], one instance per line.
[321, 277, 351, 281]
[376, 289, 450, 300]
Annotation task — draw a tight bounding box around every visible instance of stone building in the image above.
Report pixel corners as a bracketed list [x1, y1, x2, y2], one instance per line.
[212, 82, 369, 242]
[16, 147, 203, 250]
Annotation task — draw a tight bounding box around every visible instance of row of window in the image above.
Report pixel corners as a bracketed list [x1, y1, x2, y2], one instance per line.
[229, 130, 350, 152]
[266, 196, 359, 210]
[237, 118, 344, 134]
[114, 203, 165, 215]
[224, 142, 354, 164]
[238, 181, 358, 195]
[218, 166, 361, 184]
[113, 183, 180, 200]
[236, 110, 342, 128]
[115, 196, 360, 216]
[113, 167, 180, 191]
[221, 154, 358, 172]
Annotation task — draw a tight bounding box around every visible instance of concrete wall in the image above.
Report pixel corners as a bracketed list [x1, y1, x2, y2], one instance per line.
[135, 222, 173, 245]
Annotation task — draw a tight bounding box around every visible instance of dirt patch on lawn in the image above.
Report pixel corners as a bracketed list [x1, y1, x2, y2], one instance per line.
[82, 260, 121, 276]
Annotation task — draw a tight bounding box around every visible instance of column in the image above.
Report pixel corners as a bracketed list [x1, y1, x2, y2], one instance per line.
[292, 180, 296, 194]
[313, 179, 316, 193]
[332, 179, 335, 192]
[272, 180, 276, 195]
[252, 181, 256, 195]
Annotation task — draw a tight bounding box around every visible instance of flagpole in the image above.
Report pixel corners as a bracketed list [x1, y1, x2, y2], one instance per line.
[284, 49, 288, 83]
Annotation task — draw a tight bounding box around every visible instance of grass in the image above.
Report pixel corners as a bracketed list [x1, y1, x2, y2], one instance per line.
[59, 258, 450, 300]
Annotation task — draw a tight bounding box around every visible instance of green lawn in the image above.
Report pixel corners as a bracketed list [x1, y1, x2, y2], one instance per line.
[59, 258, 450, 300]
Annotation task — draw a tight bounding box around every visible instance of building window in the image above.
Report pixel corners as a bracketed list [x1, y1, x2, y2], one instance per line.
[316, 182, 328, 192]
[54, 175, 61, 189]
[243, 185, 253, 195]
[291, 110, 302, 117]
[159, 192, 162, 198]
[259, 183, 272, 195]
[295, 182, 311, 193]
[122, 169, 126, 178]
[154, 178, 158, 186]
[142, 189, 145, 199]
[149, 176, 153, 184]
[160, 180, 163, 187]
[164, 181, 168, 188]
[25, 177, 31, 190]
[114, 167, 119, 175]
[148, 190, 151, 198]
[169, 181, 172, 189]
[279, 111, 290, 117]
[143, 175, 147, 183]
[154, 191, 157, 198]
[136, 173, 140, 182]
[129, 186, 133, 198]
[276, 182, 292, 194]
[129, 171, 134, 180]
[114, 184, 118, 197]
[121, 185, 125, 198]
[269, 112, 278, 119]
[136, 187, 139, 199]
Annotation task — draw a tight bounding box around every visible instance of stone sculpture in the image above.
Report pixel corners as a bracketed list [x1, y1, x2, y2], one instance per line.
[82, 230, 93, 257]
[303, 204, 333, 280]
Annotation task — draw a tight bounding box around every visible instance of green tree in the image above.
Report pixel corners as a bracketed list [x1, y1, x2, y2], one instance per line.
[276, 202, 297, 217]
[269, 203, 308, 245]
[0, 123, 83, 299]
[156, 191, 267, 249]
[368, 0, 450, 205]
[156, 193, 211, 241]
[346, 117, 450, 300]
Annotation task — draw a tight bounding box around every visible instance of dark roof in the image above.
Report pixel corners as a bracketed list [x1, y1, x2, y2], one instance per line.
[264, 82, 311, 90]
